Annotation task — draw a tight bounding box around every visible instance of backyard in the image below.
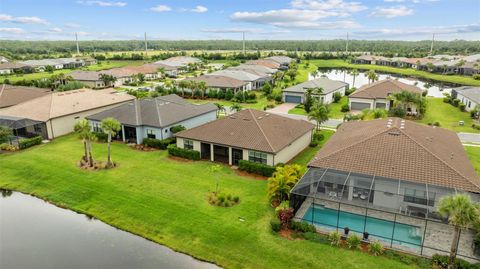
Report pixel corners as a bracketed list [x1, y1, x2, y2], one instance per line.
[0, 135, 417, 269]
[186, 91, 277, 110]
[466, 146, 480, 175]
[288, 96, 348, 120]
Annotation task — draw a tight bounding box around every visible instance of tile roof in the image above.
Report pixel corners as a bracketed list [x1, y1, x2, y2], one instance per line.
[208, 70, 263, 82]
[176, 109, 314, 154]
[349, 79, 423, 99]
[309, 118, 480, 193]
[0, 88, 135, 122]
[70, 70, 102, 81]
[0, 84, 51, 109]
[231, 64, 277, 74]
[184, 75, 247, 88]
[454, 86, 480, 104]
[86, 94, 216, 128]
[0, 62, 30, 70]
[245, 60, 280, 69]
[265, 56, 293, 65]
[282, 77, 348, 94]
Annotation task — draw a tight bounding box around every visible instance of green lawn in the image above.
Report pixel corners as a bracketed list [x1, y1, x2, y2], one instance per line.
[310, 59, 480, 87]
[0, 135, 417, 269]
[466, 146, 480, 176]
[187, 92, 276, 110]
[82, 60, 145, 71]
[289, 130, 334, 166]
[288, 96, 348, 120]
[416, 98, 478, 133]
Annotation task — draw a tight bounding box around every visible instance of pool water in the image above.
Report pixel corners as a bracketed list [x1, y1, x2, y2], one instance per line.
[302, 205, 422, 249]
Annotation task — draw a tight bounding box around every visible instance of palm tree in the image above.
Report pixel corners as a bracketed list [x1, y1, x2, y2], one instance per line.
[230, 103, 242, 113]
[100, 118, 121, 168]
[365, 70, 378, 84]
[311, 70, 319, 79]
[157, 67, 165, 78]
[214, 103, 225, 117]
[308, 101, 329, 130]
[178, 80, 189, 97]
[388, 90, 427, 117]
[74, 119, 95, 166]
[439, 194, 479, 269]
[99, 73, 117, 88]
[197, 81, 207, 98]
[350, 69, 359, 88]
[188, 80, 198, 97]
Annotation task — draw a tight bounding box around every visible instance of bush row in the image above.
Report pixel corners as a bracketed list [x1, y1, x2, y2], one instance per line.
[431, 254, 480, 269]
[92, 132, 108, 143]
[18, 136, 42, 149]
[167, 144, 200, 160]
[143, 137, 176, 150]
[238, 160, 276, 177]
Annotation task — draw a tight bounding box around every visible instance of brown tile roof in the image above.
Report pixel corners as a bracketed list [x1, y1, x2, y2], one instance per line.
[309, 118, 480, 193]
[70, 70, 102, 81]
[0, 84, 52, 109]
[0, 62, 30, 70]
[246, 60, 280, 69]
[184, 75, 247, 89]
[0, 88, 135, 122]
[176, 109, 314, 154]
[349, 79, 423, 99]
[119, 64, 159, 75]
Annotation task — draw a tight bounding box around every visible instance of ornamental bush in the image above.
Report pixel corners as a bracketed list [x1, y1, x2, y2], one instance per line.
[18, 136, 42, 150]
[238, 160, 275, 177]
[346, 233, 362, 249]
[167, 144, 200, 160]
[368, 241, 384, 256]
[328, 231, 341, 247]
[143, 137, 176, 150]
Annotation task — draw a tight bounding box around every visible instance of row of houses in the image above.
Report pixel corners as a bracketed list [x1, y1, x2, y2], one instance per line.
[0, 57, 97, 75]
[182, 56, 293, 94]
[353, 54, 480, 76]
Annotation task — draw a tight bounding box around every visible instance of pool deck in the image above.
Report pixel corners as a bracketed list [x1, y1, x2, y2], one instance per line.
[294, 197, 479, 263]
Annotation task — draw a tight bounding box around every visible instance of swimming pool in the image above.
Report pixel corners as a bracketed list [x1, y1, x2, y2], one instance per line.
[302, 205, 423, 249]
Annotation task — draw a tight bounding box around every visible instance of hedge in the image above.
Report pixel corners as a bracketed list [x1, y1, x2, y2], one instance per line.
[143, 137, 176, 150]
[167, 144, 200, 160]
[238, 160, 275, 177]
[18, 136, 42, 149]
[92, 132, 108, 143]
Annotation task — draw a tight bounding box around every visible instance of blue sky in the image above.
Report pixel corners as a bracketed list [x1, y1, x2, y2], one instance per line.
[0, 0, 479, 41]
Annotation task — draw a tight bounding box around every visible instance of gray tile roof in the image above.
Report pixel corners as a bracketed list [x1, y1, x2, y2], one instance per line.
[454, 86, 480, 104]
[86, 94, 217, 128]
[282, 77, 348, 95]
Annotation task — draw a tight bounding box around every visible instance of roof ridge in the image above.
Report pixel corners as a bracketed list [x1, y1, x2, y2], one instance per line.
[0, 84, 5, 99]
[154, 98, 163, 127]
[398, 126, 480, 190]
[248, 109, 275, 152]
[134, 99, 141, 126]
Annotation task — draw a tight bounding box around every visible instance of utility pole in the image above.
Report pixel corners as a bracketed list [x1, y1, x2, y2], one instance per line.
[429, 33, 435, 56]
[242, 31, 245, 54]
[345, 32, 349, 54]
[75, 32, 80, 55]
[144, 32, 148, 56]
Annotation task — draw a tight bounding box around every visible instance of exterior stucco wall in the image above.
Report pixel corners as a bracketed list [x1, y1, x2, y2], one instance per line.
[457, 92, 479, 111]
[349, 97, 374, 110]
[274, 131, 312, 164]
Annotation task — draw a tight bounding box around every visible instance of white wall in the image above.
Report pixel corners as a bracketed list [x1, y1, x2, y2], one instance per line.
[457, 92, 479, 111]
[275, 131, 312, 164]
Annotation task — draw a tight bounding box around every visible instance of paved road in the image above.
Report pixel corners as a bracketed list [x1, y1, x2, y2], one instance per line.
[458, 132, 480, 144]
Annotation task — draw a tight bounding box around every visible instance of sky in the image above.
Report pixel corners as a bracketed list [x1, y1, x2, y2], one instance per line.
[0, 0, 479, 41]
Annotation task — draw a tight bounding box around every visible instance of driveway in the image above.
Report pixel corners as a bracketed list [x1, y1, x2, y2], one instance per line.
[458, 132, 480, 144]
[267, 103, 297, 114]
[266, 104, 343, 128]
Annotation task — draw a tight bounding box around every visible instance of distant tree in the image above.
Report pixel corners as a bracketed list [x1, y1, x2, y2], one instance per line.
[0, 125, 13, 144]
[178, 80, 189, 96]
[100, 117, 121, 168]
[365, 70, 378, 84]
[262, 82, 272, 96]
[350, 69, 359, 88]
[99, 73, 117, 88]
[45, 65, 54, 73]
[197, 81, 207, 98]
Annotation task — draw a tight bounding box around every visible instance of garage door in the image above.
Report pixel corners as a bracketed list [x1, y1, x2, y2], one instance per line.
[350, 102, 371, 110]
[375, 102, 386, 109]
[285, 95, 302, 103]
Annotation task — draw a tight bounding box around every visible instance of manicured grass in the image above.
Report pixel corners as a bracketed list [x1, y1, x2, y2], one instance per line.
[187, 92, 276, 110]
[1, 69, 72, 83]
[416, 98, 477, 133]
[466, 146, 480, 176]
[82, 60, 145, 71]
[310, 59, 480, 86]
[288, 96, 348, 120]
[290, 130, 334, 167]
[0, 135, 417, 269]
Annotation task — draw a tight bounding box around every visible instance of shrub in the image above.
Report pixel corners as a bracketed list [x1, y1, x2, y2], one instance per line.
[452, 99, 461, 107]
[328, 231, 341, 247]
[346, 233, 362, 249]
[167, 144, 200, 160]
[225, 89, 234, 100]
[470, 110, 478, 119]
[290, 221, 316, 233]
[92, 131, 108, 142]
[313, 132, 324, 142]
[431, 254, 477, 269]
[459, 103, 466, 111]
[433, 121, 441, 127]
[443, 96, 451, 103]
[208, 192, 240, 207]
[238, 160, 275, 177]
[170, 125, 186, 133]
[368, 241, 384, 256]
[309, 141, 318, 147]
[333, 92, 342, 103]
[217, 90, 225, 99]
[57, 81, 85, 91]
[270, 219, 281, 232]
[0, 143, 17, 152]
[143, 137, 176, 150]
[345, 87, 356, 96]
[18, 136, 42, 149]
[341, 104, 350, 112]
[473, 74, 480, 80]
[247, 91, 256, 100]
[472, 124, 480, 130]
[389, 107, 406, 118]
[276, 207, 294, 228]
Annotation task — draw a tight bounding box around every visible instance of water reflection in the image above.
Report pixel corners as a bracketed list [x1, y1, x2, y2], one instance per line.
[0, 192, 219, 269]
[310, 69, 456, 98]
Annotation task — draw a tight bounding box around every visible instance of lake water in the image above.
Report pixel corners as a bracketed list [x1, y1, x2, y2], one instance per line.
[310, 69, 456, 98]
[0, 190, 219, 269]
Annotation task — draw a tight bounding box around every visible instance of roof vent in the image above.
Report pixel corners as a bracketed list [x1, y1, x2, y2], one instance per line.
[388, 131, 400, 136]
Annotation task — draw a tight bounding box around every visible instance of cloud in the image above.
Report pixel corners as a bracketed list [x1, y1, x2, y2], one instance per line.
[0, 14, 49, 25]
[191, 5, 208, 13]
[150, 5, 172, 12]
[76, 1, 127, 7]
[0, 27, 26, 34]
[353, 23, 480, 38]
[384, 0, 405, 2]
[231, 0, 364, 30]
[48, 27, 63, 33]
[201, 28, 290, 34]
[65, 23, 81, 28]
[370, 5, 414, 18]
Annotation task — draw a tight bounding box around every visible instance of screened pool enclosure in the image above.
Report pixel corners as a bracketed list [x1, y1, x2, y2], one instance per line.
[290, 168, 480, 262]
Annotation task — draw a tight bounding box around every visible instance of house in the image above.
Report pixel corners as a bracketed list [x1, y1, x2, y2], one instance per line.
[0, 84, 51, 109]
[19, 58, 85, 71]
[230, 64, 277, 75]
[282, 77, 349, 104]
[183, 75, 248, 94]
[352, 55, 388, 65]
[208, 70, 268, 90]
[349, 79, 423, 111]
[245, 59, 280, 70]
[151, 62, 180, 77]
[70, 71, 107, 88]
[0, 89, 134, 139]
[265, 56, 293, 69]
[120, 64, 161, 80]
[175, 109, 314, 166]
[290, 118, 480, 259]
[452, 86, 480, 111]
[0, 62, 33, 75]
[153, 56, 202, 77]
[86, 94, 216, 144]
[76, 57, 97, 66]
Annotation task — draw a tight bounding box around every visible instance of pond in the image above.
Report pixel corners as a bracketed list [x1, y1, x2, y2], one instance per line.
[310, 69, 459, 98]
[0, 190, 219, 269]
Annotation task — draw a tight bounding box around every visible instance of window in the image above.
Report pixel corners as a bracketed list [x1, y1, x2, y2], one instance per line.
[92, 122, 102, 133]
[403, 188, 435, 206]
[184, 139, 193, 150]
[248, 151, 267, 164]
[147, 129, 156, 139]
